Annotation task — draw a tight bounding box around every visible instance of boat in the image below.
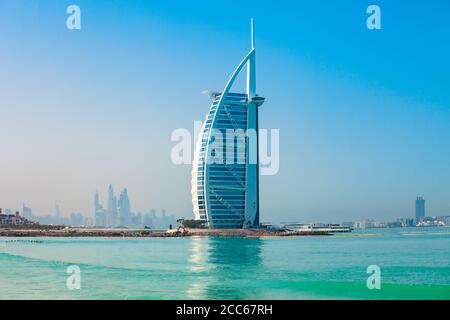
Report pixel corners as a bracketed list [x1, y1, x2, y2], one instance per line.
[283, 223, 352, 233]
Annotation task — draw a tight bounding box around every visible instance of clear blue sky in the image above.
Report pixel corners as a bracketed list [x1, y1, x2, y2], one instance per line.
[1, 0, 449, 223]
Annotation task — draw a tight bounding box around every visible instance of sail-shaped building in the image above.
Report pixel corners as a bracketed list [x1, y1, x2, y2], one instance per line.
[191, 19, 265, 229]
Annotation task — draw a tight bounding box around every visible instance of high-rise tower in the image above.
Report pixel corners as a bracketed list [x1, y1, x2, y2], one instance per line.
[191, 19, 265, 229]
[94, 191, 101, 212]
[107, 184, 118, 227]
[415, 196, 425, 222]
[119, 188, 131, 226]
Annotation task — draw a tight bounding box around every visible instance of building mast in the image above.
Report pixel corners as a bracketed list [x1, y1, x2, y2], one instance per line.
[246, 18, 256, 99]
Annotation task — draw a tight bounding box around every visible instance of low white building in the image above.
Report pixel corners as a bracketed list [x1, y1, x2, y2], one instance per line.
[0, 209, 34, 226]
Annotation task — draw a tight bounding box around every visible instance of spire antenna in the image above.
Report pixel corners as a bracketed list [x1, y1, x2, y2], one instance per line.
[251, 18, 255, 50]
[247, 18, 256, 98]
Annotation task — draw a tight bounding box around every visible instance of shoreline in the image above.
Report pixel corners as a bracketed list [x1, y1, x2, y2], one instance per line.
[0, 227, 331, 238]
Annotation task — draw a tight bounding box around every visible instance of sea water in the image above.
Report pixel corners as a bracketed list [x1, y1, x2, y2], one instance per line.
[0, 227, 449, 299]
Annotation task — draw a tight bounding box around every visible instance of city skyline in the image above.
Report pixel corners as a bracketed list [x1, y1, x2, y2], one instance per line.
[2, 194, 442, 226]
[13, 184, 178, 229]
[93, 184, 177, 228]
[1, 1, 450, 223]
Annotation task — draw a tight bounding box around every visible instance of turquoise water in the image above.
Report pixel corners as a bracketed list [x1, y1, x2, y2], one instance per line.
[0, 228, 449, 300]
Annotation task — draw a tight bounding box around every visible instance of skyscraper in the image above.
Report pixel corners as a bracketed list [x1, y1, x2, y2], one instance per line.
[191, 19, 265, 229]
[94, 191, 101, 212]
[94, 191, 107, 227]
[54, 204, 61, 217]
[22, 204, 33, 219]
[119, 188, 131, 226]
[107, 184, 118, 227]
[415, 196, 426, 222]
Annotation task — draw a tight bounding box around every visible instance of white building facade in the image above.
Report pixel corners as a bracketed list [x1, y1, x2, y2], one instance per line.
[192, 20, 265, 229]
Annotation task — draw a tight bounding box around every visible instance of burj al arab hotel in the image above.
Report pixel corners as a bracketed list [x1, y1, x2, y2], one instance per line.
[192, 19, 265, 229]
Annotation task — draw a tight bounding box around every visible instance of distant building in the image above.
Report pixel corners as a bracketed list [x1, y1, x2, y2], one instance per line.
[415, 196, 426, 222]
[416, 216, 447, 227]
[353, 220, 366, 229]
[386, 220, 402, 228]
[142, 210, 155, 228]
[342, 222, 354, 228]
[107, 185, 118, 227]
[70, 212, 84, 227]
[84, 216, 94, 227]
[0, 209, 35, 226]
[353, 219, 387, 229]
[94, 191, 106, 227]
[22, 204, 33, 219]
[94, 191, 101, 212]
[119, 188, 131, 226]
[403, 218, 415, 227]
[95, 209, 107, 227]
[54, 204, 61, 218]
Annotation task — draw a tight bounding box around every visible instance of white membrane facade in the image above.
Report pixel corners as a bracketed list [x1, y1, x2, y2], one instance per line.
[192, 19, 265, 229]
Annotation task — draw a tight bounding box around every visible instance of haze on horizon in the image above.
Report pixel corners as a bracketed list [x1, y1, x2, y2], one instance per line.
[1, 0, 450, 223]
